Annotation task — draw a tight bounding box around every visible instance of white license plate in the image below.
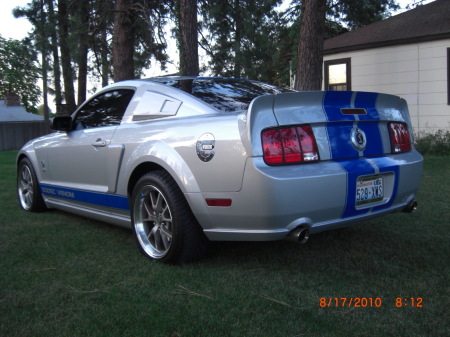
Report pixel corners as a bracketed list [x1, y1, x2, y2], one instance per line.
[356, 176, 383, 206]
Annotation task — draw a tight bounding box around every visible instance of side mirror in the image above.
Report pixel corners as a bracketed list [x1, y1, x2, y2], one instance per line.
[51, 115, 73, 132]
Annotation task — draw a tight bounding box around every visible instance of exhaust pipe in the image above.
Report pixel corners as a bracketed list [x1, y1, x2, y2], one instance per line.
[286, 226, 310, 244]
[402, 200, 418, 213]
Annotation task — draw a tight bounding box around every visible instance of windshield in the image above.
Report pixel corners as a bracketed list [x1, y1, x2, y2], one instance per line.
[149, 77, 293, 112]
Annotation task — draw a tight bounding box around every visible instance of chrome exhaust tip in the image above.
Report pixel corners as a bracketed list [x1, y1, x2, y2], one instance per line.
[402, 200, 418, 213]
[286, 226, 310, 244]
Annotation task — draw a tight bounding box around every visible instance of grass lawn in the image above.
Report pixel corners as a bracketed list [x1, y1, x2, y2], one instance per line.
[1, 150, 448, 337]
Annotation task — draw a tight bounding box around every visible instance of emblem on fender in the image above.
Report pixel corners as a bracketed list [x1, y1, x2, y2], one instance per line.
[351, 127, 367, 151]
[196, 133, 215, 162]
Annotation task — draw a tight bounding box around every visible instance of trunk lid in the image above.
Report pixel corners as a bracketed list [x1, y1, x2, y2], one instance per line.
[249, 91, 412, 161]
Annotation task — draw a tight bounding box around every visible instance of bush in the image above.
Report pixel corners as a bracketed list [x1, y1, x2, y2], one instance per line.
[415, 130, 450, 155]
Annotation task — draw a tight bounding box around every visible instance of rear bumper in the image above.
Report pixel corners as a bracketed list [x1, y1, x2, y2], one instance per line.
[188, 151, 423, 241]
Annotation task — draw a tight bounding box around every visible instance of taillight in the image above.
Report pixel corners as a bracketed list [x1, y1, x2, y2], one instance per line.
[262, 125, 319, 165]
[388, 122, 412, 153]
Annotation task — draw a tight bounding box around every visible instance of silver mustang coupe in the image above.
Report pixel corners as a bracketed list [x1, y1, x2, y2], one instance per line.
[17, 77, 423, 263]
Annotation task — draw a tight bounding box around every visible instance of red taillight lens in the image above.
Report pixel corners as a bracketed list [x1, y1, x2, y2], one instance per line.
[262, 125, 319, 165]
[261, 129, 283, 164]
[388, 122, 412, 153]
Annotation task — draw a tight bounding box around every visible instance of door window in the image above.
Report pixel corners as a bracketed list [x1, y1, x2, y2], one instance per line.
[75, 89, 134, 129]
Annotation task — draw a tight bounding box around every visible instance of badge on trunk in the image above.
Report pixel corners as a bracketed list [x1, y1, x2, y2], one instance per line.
[351, 127, 367, 151]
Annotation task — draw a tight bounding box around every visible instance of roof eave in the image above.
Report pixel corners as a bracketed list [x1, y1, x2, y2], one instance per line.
[324, 32, 450, 56]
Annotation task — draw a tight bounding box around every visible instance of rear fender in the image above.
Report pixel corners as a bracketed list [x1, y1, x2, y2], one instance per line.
[122, 140, 201, 195]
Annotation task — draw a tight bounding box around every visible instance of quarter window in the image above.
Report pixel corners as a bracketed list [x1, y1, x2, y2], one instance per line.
[324, 58, 351, 91]
[75, 89, 134, 129]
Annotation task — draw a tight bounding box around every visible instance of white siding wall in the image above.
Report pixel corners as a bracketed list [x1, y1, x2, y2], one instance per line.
[324, 39, 450, 135]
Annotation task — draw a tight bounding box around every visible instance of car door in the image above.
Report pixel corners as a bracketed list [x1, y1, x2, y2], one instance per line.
[43, 89, 134, 207]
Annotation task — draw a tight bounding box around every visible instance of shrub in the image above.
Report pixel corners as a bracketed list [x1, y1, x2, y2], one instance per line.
[415, 130, 450, 155]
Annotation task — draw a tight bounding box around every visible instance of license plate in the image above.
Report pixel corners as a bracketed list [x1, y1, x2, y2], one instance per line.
[355, 175, 383, 206]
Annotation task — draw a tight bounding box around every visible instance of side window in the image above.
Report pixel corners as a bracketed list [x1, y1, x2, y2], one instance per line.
[324, 58, 351, 91]
[75, 89, 134, 129]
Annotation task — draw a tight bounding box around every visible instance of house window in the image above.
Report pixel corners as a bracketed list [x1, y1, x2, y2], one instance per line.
[324, 58, 351, 91]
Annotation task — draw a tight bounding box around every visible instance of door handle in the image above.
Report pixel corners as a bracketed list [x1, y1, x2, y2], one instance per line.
[92, 138, 107, 147]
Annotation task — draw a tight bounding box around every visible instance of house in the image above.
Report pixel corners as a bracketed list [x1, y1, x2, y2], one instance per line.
[323, 0, 450, 135]
[0, 93, 43, 122]
[0, 93, 48, 151]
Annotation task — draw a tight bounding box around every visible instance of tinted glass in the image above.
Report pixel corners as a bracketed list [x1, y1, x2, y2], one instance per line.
[75, 89, 134, 129]
[149, 78, 293, 112]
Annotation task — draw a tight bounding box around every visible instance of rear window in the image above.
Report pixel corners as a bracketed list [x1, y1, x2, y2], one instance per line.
[149, 77, 293, 112]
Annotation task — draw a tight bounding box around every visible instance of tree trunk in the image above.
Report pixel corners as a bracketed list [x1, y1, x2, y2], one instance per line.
[179, 0, 199, 76]
[101, 29, 109, 87]
[47, 0, 62, 106]
[233, 0, 242, 78]
[40, 0, 49, 123]
[113, 0, 135, 82]
[58, 0, 76, 108]
[77, 0, 90, 105]
[294, 0, 327, 91]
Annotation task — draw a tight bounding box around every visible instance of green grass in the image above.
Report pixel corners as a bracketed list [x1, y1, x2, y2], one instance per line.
[1, 151, 449, 337]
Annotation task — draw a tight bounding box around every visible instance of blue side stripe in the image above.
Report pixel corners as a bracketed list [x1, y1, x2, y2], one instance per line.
[40, 184, 130, 211]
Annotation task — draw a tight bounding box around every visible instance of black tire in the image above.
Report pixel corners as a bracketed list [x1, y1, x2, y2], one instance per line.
[131, 171, 208, 264]
[17, 158, 47, 212]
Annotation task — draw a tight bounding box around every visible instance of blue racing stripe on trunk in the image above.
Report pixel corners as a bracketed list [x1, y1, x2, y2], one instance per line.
[354, 92, 380, 120]
[323, 91, 354, 121]
[327, 121, 359, 159]
[324, 91, 383, 159]
[357, 122, 384, 156]
[368, 157, 400, 212]
[337, 160, 375, 218]
[40, 184, 130, 211]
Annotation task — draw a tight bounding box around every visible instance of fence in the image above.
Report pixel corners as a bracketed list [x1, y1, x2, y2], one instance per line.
[0, 121, 52, 151]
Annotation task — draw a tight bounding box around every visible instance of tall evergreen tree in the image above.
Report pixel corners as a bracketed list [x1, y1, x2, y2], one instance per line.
[75, 0, 91, 105]
[46, 0, 62, 106]
[285, 0, 399, 89]
[294, 0, 327, 91]
[58, 0, 76, 108]
[113, 0, 135, 81]
[178, 0, 199, 76]
[199, 0, 282, 80]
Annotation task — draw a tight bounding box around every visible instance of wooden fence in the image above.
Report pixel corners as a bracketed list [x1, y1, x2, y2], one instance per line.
[0, 121, 52, 151]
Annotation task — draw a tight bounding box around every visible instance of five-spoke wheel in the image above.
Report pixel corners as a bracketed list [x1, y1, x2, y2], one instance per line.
[131, 171, 207, 264]
[17, 158, 46, 212]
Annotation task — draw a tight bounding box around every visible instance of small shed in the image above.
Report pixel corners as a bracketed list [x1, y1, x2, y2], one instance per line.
[0, 95, 49, 151]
